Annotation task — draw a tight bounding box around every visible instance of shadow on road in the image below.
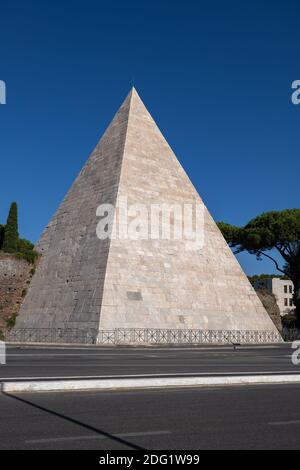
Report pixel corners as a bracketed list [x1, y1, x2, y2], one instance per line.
[2, 392, 145, 450]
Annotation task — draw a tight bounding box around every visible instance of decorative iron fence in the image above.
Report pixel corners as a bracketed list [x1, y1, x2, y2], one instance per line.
[6, 327, 283, 345]
[97, 328, 282, 345]
[6, 328, 98, 344]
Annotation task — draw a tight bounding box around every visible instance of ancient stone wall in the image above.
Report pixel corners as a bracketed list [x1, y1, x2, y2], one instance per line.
[257, 289, 282, 332]
[0, 253, 33, 338]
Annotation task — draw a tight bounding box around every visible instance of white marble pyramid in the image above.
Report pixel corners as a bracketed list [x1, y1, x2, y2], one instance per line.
[14, 89, 281, 344]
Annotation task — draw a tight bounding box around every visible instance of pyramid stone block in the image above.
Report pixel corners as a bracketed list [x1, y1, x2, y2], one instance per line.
[14, 89, 282, 344]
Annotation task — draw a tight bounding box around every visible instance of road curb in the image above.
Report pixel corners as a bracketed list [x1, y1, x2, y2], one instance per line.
[2, 374, 300, 392]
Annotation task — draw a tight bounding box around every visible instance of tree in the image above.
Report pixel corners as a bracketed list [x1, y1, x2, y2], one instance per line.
[248, 273, 289, 286]
[2, 202, 19, 253]
[218, 209, 300, 326]
[0, 224, 5, 250]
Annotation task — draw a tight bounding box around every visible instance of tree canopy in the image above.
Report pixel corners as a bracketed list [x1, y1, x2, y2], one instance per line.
[218, 209, 300, 325]
[0, 202, 38, 264]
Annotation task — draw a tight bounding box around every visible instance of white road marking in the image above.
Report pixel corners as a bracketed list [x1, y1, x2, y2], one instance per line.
[4, 374, 300, 392]
[6, 352, 292, 358]
[269, 420, 300, 426]
[6, 353, 165, 357]
[2, 371, 300, 381]
[26, 430, 171, 444]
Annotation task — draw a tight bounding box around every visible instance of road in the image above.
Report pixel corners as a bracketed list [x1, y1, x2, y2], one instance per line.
[1, 343, 299, 380]
[1, 384, 300, 449]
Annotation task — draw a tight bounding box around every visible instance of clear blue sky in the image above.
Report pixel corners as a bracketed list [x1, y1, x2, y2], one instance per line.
[0, 0, 299, 275]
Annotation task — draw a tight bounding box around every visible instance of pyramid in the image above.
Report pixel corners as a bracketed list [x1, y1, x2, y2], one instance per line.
[14, 88, 282, 344]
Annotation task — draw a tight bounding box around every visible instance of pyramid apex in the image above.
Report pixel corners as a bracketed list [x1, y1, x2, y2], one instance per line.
[120, 86, 144, 115]
[129, 86, 140, 100]
[122, 86, 140, 108]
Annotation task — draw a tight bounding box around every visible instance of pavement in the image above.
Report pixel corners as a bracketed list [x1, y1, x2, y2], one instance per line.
[1, 343, 300, 449]
[1, 384, 300, 449]
[1, 342, 298, 381]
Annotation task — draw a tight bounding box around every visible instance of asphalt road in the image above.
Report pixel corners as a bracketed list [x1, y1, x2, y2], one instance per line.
[1, 384, 300, 449]
[1, 343, 299, 380]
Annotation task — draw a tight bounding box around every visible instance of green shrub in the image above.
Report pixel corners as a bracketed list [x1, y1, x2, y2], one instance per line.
[6, 313, 17, 329]
[1, 203, 38, 264]
[15, 249, 39, 264]
[14, 238, 39, 264]
[282, 312, 297, 329]
[17, 238, 34, 252]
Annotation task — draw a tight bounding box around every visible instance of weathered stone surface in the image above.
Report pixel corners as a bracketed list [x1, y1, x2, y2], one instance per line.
[257, 289, 282, 332]
[0, 253, 33, 336]
[15, 88, 281, 341]
[15, 93, 130, 331]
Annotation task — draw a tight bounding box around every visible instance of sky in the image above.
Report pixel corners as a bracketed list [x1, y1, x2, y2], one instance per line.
[0, 0, 299, 275]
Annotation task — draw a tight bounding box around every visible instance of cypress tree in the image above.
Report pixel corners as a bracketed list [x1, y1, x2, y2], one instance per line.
[3, 202, 19, 253]
[0, 224, 5, 250]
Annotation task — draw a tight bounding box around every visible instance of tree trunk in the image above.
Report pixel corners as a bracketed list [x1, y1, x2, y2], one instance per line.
[293, 275, 300, 328]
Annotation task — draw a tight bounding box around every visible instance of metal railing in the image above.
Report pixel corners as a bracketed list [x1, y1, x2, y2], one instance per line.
[6, 328, 98, 344]
[97, 328, 282, 345]
[6, 327, 283, 345]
